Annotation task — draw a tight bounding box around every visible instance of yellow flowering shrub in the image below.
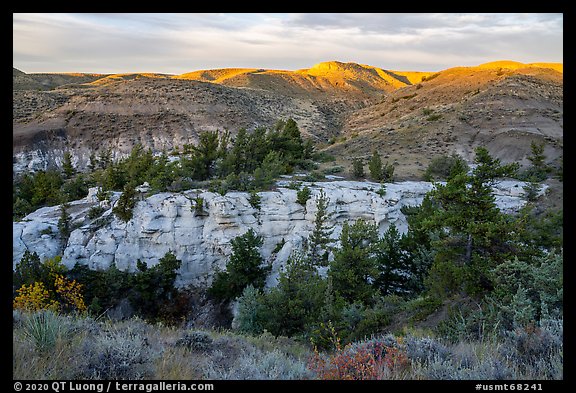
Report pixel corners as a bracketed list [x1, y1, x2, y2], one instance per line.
[13, 274, 86, 313]
[54, 274, 87, 313]
[13, 282, 59, 312]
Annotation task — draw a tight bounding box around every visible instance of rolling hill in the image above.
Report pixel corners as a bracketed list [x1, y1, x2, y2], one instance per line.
[13, 60, 562, 178]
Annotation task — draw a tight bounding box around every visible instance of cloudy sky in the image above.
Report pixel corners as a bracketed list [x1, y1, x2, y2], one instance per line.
[13, 13, 563, 74]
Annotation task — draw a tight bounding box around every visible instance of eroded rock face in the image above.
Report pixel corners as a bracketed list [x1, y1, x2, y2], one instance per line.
[12, 180, 541, 288]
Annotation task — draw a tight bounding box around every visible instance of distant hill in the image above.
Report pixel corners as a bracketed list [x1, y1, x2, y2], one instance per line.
[173, 61, 436, 98]
[13, 61, 562, 178]
[13, 68, 105, 90]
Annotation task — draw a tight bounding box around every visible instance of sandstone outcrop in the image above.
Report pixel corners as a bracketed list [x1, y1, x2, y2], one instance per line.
[13, 180, 542, 287]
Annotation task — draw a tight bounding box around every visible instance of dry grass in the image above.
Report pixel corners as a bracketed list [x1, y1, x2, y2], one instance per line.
[13, 311, 314, 380]
[13, 310, 562, 380]
[153, 346, 205, 379]
[13, 325, 88, 379]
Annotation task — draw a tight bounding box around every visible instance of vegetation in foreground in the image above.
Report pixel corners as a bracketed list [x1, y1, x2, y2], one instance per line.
[13, 309, 562, 380]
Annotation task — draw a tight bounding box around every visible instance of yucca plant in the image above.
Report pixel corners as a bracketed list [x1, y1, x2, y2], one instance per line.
[21, 310, 63, 352]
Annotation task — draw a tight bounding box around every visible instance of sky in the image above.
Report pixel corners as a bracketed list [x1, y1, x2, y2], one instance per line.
[13, 13, 563, 74]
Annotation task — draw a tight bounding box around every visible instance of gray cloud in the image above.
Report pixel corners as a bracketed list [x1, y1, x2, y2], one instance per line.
[13, 13, 563, 74]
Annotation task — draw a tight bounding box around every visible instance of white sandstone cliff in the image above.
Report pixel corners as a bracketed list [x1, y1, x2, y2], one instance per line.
[12, 180, 539, 287]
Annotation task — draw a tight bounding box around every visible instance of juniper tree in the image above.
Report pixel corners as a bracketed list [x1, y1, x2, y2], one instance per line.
[58, 202, 72, 242]
[308, 189, 334, 267]
[351, 158, 365, 179]
[189, 131, 220, 180]
[374, 224, 412, 296]
[208, 229, 270, 302]
[258, 252, 326, 337]
[382, 161, 395, 182]
[88, 152, 97, 172]
[62, 152, 75, 179]
[98, 149, 112, 170]
[296, 186, 311, 206]
[423, 146, 519, 297]
[329, 220, 379, 304]
[113, 183, 137, 222]
[526, 141, 548, 181]
[248, 190, 262, 210]
[368, 150, 383, 181]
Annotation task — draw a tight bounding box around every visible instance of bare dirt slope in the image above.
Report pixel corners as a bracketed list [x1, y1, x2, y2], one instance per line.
[13, 75, 349, 168]
[13, 61, 562, 177]
[325, 64, 563, 179]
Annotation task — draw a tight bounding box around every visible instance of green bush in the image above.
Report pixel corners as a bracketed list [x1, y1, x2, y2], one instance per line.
[57, 203, 72, 240]
[368, 150, 383, 181]
[13, 251, 45, 290]
[192, 196, 206, 216]
[68, 263, 131, 316]
[329, 220, 379, 304]
[87, 205, 105, 219]
[313, 152, 336, 163]
[322, 166, 344, 175]
[423, 154, 469, 181]
[302, 171, 325, 182]
[427, 114, 442, 122]
[129, 252, 182, 320]
[296, 186, 311, 206]
[96, 188, 111, 202]
[340, 301, 392, 343]
[287, 181, 302, 190]
[425, 259, 468, 300]
[490, 252, 563, 330]
[521, 141, 550, 181]
[406, 296, 442, 323]
[235, 285, 266, 335]
[248, 191, 262, 210]
[522, 178, 542, 201]
[175, 330, 213, 351]
[257, 254, 327, 337]
[13, 169, 64, 219]
[81, 322, 154, 379]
